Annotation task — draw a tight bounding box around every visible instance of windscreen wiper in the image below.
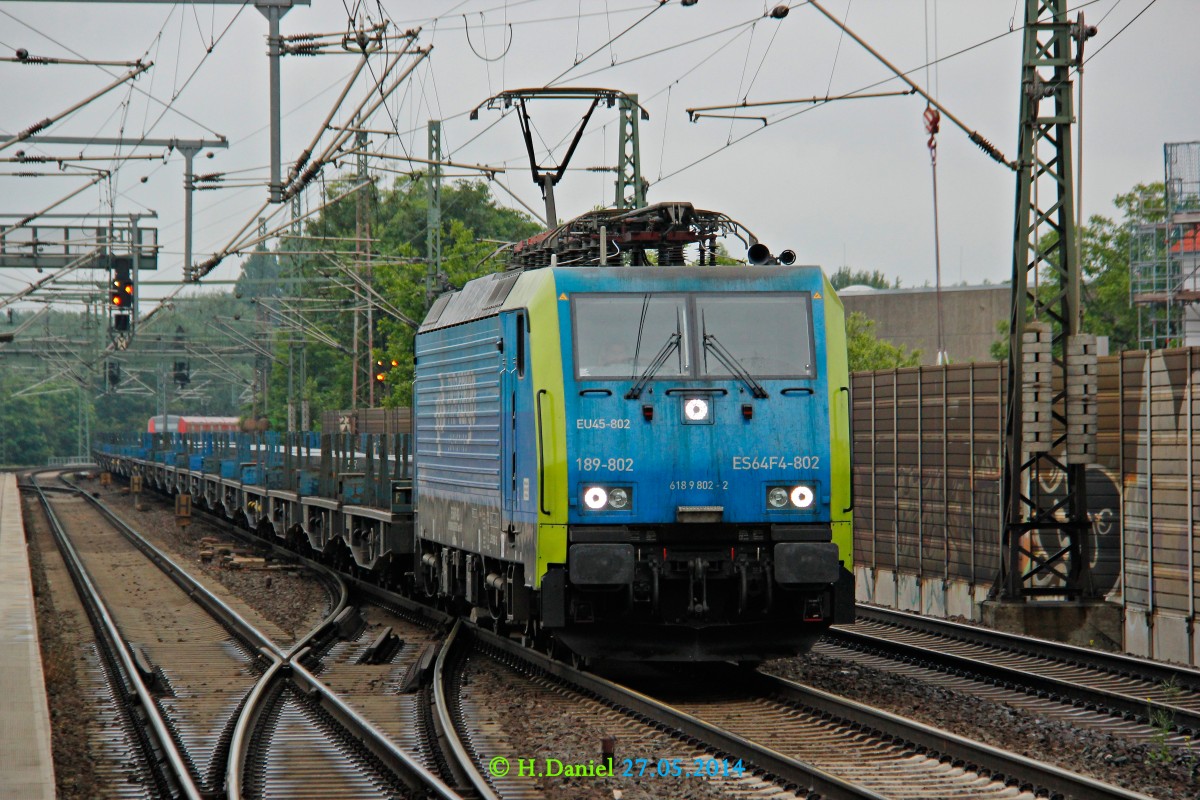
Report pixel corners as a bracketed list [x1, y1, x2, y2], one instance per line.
[625, 332, 680, 400]
[704, 334, 769, 399]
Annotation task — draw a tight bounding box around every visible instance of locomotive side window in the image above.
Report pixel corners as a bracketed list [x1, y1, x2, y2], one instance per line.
[697, 293, 815, 378]
[574, 294, 688, 379]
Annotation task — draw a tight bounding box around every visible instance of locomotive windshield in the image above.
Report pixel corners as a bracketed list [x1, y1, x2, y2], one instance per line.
[573, 292, 814, 380]
[698, 295, 814, 378]
[574, 294, 688, 378]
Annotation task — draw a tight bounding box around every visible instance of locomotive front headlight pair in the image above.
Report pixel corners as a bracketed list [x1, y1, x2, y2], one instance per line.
[583, 485, 632, 511]
[766, 484, 815, 509]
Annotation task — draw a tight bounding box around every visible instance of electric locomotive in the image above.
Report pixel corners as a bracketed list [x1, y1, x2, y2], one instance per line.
[413, 202, 853, 661]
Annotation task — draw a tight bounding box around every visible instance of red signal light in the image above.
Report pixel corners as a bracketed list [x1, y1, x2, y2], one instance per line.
[110, 266, 134, 308]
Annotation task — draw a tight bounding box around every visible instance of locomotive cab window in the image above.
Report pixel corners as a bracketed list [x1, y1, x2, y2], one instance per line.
[574, 294, 689, 379]
[697, 294, 815, 378]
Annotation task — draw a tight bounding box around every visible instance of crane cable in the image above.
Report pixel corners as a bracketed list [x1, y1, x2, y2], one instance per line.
[926, 103, 947, 366]
[925, 0, 947, 366]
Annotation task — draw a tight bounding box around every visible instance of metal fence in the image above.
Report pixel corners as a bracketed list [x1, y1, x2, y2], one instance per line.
[851, 363, 1004, 619]
[851, 349, 1200, 664]
[46, 456, 95, 467]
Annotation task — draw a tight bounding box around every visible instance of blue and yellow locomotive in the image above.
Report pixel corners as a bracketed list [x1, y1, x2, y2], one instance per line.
[413, 203, 853, 661]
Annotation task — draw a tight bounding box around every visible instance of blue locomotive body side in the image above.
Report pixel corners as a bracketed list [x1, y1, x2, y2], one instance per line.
[413, 307, 543, 580]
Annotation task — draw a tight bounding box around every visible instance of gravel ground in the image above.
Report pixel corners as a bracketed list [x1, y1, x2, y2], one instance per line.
[463, 654, 795, 800]
[27, 474, 331, 798]
[766, 651, 1199, 800]
[22, 492, 103, 800]
[87, 478, 330, 642]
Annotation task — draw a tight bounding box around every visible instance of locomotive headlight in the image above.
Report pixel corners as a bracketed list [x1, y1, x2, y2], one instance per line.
[683, 397, 710, 421]
[767, 487, 789, 508]
[582, 485, 633, 511]
[583, 486, 609, 510]
[608, 487, 631, 509]
[790, 485, 815, 509]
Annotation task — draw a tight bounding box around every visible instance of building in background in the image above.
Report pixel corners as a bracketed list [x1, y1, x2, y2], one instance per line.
[840, 283, 1011, 365]
[1129, 141, 1200, 349]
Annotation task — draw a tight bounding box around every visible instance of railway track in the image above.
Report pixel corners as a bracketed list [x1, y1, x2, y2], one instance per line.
[436, 622, 1152, 800]
[820, 605, 1200, 741]
[70, 476, 1156, 799]
[437, 621, 827, 800]
[29, 472, 467, 800]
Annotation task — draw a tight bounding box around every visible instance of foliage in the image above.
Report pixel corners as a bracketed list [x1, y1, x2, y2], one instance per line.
[989, 182, 1164, 359]
[0, 381, 68, 466]
[989, 319, 1010, 361]
[258, 175, 540, 425]
[829, 266, 899, 291]
[1080, 182, 1164, 351]
[235, 245, 282, 300]
[846, 312, 922, 371]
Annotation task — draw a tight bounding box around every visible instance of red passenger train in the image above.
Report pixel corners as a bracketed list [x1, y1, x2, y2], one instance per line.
[147, 415, 241, 434]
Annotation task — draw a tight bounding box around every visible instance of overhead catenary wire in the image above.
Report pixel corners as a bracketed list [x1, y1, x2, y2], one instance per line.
[544, 0, 667, 86]
[1, 61, 152, 153]
[3, 0, 1152, 309]
[0, 8, 224, 136]
[1083, 0, 1157, 66]
[807, 0, 1012, 169]
[825, 0, 851, 96]
[656, 2, 1062, 187]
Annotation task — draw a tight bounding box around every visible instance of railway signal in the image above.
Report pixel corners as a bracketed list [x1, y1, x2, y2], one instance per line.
[109, 256, 135, 337]
[374, 358, 399, 384]
[374, 359, 387, 383]
[110, 260, 135, 308]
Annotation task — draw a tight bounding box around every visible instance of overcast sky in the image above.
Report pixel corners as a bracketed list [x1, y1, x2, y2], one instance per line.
[1, 0, 1195, 311]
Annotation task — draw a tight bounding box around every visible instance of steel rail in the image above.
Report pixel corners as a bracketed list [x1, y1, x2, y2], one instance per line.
[856, 604, 1200, 690]
[465, 624, 890, 800]
[225, 542, 348, 800]
[288, 657, 465, 800]
[178, 489, 871, 800]
[134, 487, 466, 800]
[30, 476, 203, 800]
[743, 668, 1156, 800]
[434, 621, 503, 800]
[836, 605, 1200, 733]
[225, 655, 286, 800]
[69, 479, 284, 656]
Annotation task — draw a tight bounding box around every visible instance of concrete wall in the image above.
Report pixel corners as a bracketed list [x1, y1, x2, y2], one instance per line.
[841, 284, 1010, 365]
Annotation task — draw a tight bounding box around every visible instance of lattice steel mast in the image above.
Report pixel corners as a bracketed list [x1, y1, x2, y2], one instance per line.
[1000, 0, 1098, 599]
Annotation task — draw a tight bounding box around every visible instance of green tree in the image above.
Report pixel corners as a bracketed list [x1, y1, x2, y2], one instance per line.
[847, 311, 922, 371]
[235, 245, 282, 300]
[259, 175, 540, 423]
[829, 266, 899, 291]
[990, 181, 1164, 359]
[1081, 182, 1164, 351]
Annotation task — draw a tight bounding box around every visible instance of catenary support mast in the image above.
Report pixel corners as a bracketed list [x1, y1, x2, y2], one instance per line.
[1000, 0, 1098, 599]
